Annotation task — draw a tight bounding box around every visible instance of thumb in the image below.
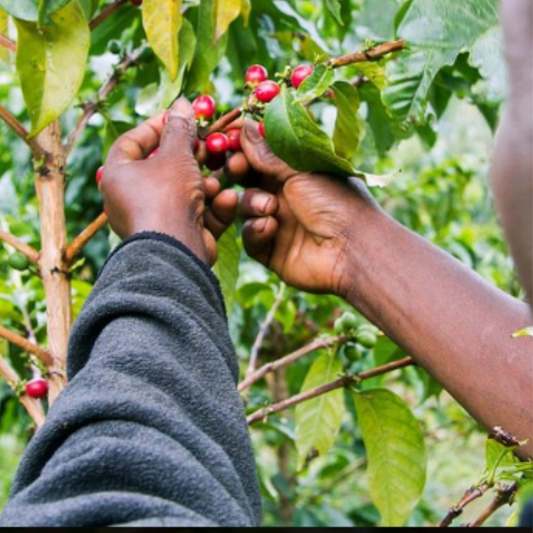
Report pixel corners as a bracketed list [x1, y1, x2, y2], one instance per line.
[159, 97, 197, 159]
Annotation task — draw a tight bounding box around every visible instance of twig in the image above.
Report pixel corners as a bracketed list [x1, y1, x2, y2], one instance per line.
[0, 324, 54, 367]
[0, 355, 46, 427]
[205, 107, 243, 137]
[247, 357, 415, 425]
[0, 103, 45, 156]
[0, 229, 40, 264]
[239, 334, 349, 393]
[65, 212, 108, 263]
[440, 484, 491, 528]
[468, 484, 518, 528]
[246, 284, 286, 378]
[327, 40, 407, 69]
[89, 0, 129, 31]
[64, 47, 148, 157]
[0, 34, 16, 52]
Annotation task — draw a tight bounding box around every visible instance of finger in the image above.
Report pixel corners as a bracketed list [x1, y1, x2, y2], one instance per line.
[224, 118, 245, 132]
[204, 189, 239, 240]
[238, 189, 279, 218]
[242, 216, 279, 265]
[205, 177, 221, 200]
[226, 152, 251, 184]
[159, 97, 197, 160]
[195, 140, 209, 166]
[241, 119, 297, 182]
[106, 111, 166, 165]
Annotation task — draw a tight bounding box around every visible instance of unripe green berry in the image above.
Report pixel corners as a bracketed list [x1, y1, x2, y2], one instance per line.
[357, 331, 378, 349]
[8, 253, 29, 271]
[108, 40, 122, 54]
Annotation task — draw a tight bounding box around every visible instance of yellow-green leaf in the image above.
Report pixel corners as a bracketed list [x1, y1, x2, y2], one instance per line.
[14, 0, 89, 136]
[241, 0, 251, 26]
[353, 389, 427, 527]
[142, 0, 183, 81]
[212, 224, 240, 314]
[214, 0, 241, 44]
[0, 8, 9, 63]
[295, 352, 344, 470]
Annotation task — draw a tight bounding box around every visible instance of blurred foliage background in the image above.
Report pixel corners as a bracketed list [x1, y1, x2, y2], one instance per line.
[0, 0, 527, 527]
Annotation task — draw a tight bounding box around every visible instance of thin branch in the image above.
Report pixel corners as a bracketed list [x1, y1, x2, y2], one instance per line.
[205, 107, 243, 137]
[65, 212, 108, 264]
[89, 0, 129, 31]
[0, 34, 16, 52]
[247, 357, 415, 425]
[239, 334, 349, 393]
[327, 39, 407, 69]
[0, 324, 54, 367]
[0, 103, 45, 156]
[246, 285, 286, 378]
[0, 229, 40, 264]
[440, 484, 491, 528]
[468, 484, 518, 528]
[64, 47, 148, 157]
[0, 355, 46, 427]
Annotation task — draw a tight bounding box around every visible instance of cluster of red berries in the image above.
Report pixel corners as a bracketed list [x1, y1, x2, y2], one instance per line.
[25, 378, 49, 400]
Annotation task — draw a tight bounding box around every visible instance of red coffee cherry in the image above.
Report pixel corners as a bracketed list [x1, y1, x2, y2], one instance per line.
[245, 64, 269, 86]
[192, 95, 216, 121]
[25, 379, 49, 400]
[96, 166, 104, 185]
[226, 129, 242, 152]
[255, 81, 281, 103]
[291, 64, 314, 89]
[206, 133, 230, 154]
[258, 122, 266, 139]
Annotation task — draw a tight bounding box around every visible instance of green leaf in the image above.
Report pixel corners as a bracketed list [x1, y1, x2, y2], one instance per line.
[296, 64, 335, 104]
[295, 352, 345, 470]
[384, 0, 502, 123]
[0, 8, 9, 63]
[332, 81, 360, 160]
[485, 438, 518, 473]
[353, 61, 387, 90]
[213, 0, 241, 44]
[142, 0, 183, 81]
[212, 224, 240, 314]
[0, 0, 72, 23]
[324, 0, 343, 26]
[353, 389, 427, 527]
[14, 0, 90, 136]
[240, 0, 251, 26]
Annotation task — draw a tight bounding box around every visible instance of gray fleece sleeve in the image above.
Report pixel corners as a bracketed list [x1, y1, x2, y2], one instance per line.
[0, 233, 261, 527]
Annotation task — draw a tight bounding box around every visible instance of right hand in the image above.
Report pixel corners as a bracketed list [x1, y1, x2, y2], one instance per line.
[228, 120, 382, 296]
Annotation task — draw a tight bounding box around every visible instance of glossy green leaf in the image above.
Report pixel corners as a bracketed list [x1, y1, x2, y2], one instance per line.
[212, 224, 240, 314]
[295, 352, 344, 469]
[142, 0, 182, 81]
[296, 64, 335, 104]
[14, 0, 90, 136]
[324, 0, 343, 26]
[214, 0, 241, 44]
[353, 389, 427, 527]
[353, 61, 387, 90]
[485, 438, 518, 473]
[332, 81, 360, 160]
[384, 0, 502, 123]
[0, 0, 72, 22]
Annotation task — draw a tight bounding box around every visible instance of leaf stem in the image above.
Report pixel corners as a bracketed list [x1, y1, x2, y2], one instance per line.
[0, 34, 16, 52]
[89, 0, 129, 31]
[247, 357, 415, 425]
[65, 212, 108, 264]
[327, 40, 407, 69]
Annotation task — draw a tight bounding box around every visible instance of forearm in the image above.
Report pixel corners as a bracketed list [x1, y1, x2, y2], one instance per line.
[340, 210, 533, 458]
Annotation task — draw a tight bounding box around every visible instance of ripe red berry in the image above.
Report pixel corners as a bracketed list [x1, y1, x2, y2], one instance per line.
[245, 64, 269, 86]
[226, 129, 242, 152]
[291, 64, 314, 89]
[258, 122, 266, 139]
[206, 132, 230, 154]
[96, 166, 104, 185]
[192, 95, 216, 121]
[25, 379, 49, 400]
[205, 153, 227, 171]
[255, 81, 281, 103]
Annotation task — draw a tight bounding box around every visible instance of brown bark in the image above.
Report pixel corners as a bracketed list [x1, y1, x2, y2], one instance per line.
[65, 212, 108, 263]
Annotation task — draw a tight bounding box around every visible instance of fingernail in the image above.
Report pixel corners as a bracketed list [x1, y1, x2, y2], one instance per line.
[254, 217, 268, 233]
[252, 195, 271, 215]
[163, 111, 170, 124]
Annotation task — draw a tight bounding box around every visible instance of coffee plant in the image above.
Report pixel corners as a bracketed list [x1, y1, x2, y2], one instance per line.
[0, 0, 531, 527]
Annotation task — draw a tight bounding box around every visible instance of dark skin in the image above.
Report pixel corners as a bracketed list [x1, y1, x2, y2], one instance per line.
[102, 1, 532, 459]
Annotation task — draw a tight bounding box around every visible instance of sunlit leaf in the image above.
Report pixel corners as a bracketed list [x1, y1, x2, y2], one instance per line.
[353, 389, 427, 527]
[241, 0, 251, 26]
[142, 0, 182, 81]
[324, 0, 343, 26]
[214, 0, 241, 44]
[295, 351, 344, 469]
[296, 64, 335, 104]
[332, 81, 360, 160]
[212, 224, 240, 314]
[14, 0, 90, 136]
[0, 0, 72, 22]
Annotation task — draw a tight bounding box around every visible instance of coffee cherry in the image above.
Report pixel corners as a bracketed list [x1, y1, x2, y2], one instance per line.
[255, 81, 281, 103]
[108, 40, 122, 55]
[334, 312, 359, 335]
[8, 253, 29, 272]
[25, 379, 49, 399]
[357, 331, 378, 349]
[356, 324, 380, 336]
[291, 64, 314, 89]
[258, 121, 266, 139]
[96, 166, 104, 185]
[245, 64, 268, 86]
[193, 95, 216, 121]
[226, 129, 242, 152]
[206, 132, 230, 154]
[205, 153, 226, 171]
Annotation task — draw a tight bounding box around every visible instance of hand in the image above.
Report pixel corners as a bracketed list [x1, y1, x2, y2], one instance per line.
[228, 120, 382, 295]
[101, 98, 238, 266]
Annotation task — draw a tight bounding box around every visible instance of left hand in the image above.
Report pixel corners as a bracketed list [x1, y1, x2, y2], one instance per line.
[101, 98, 238, 266]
